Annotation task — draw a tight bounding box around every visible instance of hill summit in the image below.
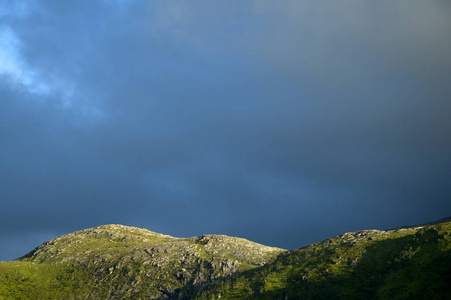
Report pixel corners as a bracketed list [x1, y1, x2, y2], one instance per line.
[2, 224, 284, 299]
[1, 218, 451, 299]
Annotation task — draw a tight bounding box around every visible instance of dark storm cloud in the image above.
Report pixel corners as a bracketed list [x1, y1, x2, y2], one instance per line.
[1, 0, 450, 260]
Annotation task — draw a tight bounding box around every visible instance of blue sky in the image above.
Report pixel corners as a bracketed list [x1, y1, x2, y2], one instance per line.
[1, 0, 451, 261]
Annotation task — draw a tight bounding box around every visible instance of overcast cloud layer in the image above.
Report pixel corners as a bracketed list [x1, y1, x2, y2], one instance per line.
[1, 1, 451, 260]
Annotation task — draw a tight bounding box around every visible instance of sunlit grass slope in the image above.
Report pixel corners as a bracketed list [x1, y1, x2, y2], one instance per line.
[1, 219, 451, 299]
[0, 225, 284, 299]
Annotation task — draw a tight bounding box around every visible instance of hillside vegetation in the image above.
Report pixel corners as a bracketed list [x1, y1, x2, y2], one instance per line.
[196, 219, 451, 299]
[0, 225, 284, 299]
[1, 219, 451, 299]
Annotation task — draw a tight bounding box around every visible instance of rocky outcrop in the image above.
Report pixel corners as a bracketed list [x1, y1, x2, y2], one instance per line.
[18, 224, 286, 299]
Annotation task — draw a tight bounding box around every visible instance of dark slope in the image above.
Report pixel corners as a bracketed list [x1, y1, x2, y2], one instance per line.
[196, 219, 451, 299]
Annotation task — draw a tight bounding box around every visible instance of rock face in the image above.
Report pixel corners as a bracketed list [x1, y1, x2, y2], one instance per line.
[14, 225, 285, 299]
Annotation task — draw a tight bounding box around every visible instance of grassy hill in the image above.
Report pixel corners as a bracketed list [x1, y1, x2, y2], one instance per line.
[1, 219, 451, 299]
[0, 225, 284, 299]
[196, 219, 451, 299]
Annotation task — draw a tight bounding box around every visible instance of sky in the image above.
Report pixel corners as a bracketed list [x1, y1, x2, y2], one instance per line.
[1, 0, 451, 261]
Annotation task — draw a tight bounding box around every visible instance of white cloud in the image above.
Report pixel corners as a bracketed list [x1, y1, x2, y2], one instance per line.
[0, 26, 50, 94]
[0, 25, 101, 120]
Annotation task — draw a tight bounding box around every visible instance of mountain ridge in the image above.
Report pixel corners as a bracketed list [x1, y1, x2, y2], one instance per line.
[1, 217, 451, 299]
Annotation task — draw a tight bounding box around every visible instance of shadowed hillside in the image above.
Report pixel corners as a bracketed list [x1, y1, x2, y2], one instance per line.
[196, 220, 451, 299]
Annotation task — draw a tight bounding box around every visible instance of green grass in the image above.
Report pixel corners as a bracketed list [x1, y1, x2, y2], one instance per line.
[0, 261, 95, 299]
[2, 224, 285, 299]
[1, 221, 451, 299]
[195, 223, 451, 299]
